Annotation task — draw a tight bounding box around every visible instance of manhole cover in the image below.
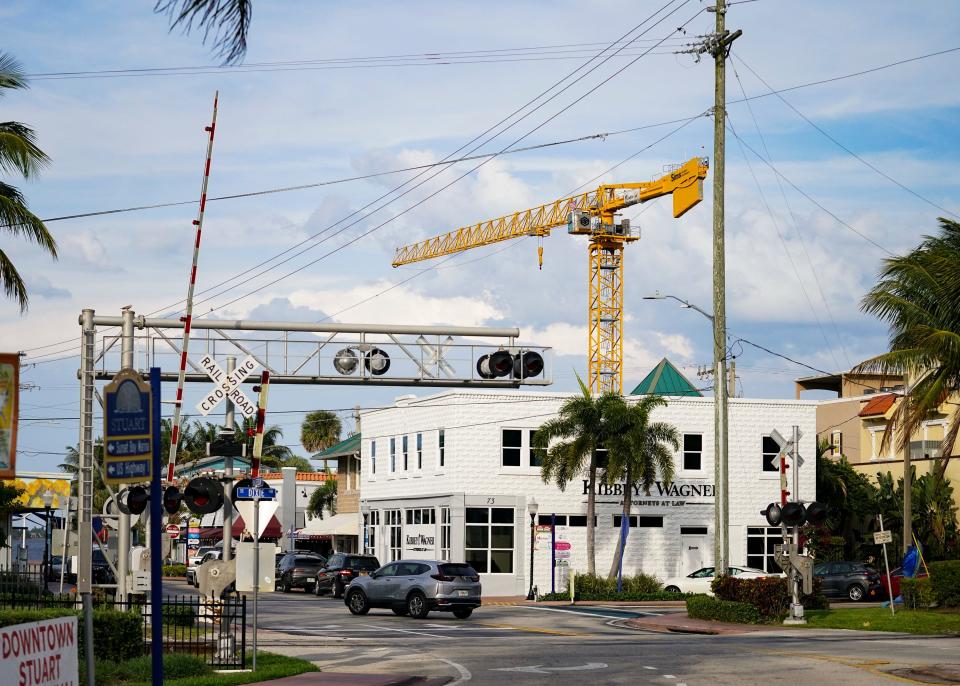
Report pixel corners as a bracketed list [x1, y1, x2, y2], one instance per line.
[889, 665, 960, 685]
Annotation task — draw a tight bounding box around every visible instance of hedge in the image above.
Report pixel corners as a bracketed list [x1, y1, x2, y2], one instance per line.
[901, 577, 935, 609]
[686, 594, 760, 624]
[162, 564, 187, 578]
[574, 572, 663, 596]
[0, 608, 143, 662]
[711, 575, 827, 621]
[929, 560, 960, 608]
[539, 591, 691, 602]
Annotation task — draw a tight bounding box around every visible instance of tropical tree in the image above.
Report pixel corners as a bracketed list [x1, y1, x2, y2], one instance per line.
[306, 468, 337, 520]
[60, 441, 109, 510]
[0, 53, 57, 311]
[300, 410, 342, 454]
[876, 468, 960, 561]
[814, 438, 878, 559]
[603, 395, 679, 579]
[155, 0, 252, 64]
[533, 376, 622, 575]
[279, 455, 314, 472]
[857, 218, 960, 478]
[0, 481, 23, 548]
[235, 416, 292, 469]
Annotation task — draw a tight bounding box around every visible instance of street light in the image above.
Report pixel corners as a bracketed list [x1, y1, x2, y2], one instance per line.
[360, 502, 371, 554]
[526, 498, 539, 600]
[644, 289, 729, 577]
[41, 490, 54, 585]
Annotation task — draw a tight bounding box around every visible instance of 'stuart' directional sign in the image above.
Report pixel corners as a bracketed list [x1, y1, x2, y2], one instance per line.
[195, 354, 260, 418]
[103, 369, 153, 485]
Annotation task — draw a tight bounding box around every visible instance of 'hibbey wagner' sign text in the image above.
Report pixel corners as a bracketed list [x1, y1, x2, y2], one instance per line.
[584, 480, 715, 507]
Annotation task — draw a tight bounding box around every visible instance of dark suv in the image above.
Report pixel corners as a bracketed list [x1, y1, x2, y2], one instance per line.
[813, 561, 883, 601]
[277, 553, 326, 593]
[314, 554, 380, 598]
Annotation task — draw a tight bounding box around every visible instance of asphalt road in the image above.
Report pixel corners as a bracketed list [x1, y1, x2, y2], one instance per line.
[166, 580, 960, 685]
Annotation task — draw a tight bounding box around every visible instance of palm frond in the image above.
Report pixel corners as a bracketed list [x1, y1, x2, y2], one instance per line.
[155, 0, 252, 65]
[0, 123, 50, 178]
[0, 182, 57, 255]
[0, 53, 27, 93]
[0, 249, 28, 311]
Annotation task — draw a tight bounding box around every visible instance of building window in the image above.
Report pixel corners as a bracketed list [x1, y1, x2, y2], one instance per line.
[438, 429, 445, 468]
[537, 514, 567, 526]
[614, 515, 663, 527]
[441, 507, 451, 559]
[405, 507, 436, 525]
[386, 509, 402, 561]
[501, 428, 543, 468]
[402, 435, 409, 471]
[914, 422, 945, 460]
[829, 431, 843, 457]
[683, 434, 702, 470]
[501, 429, 522, 466]
[762, 436, 780, 472]
[680, 526, 708, 535]
[390, 437, 396, 473]
[465, 507, 514, 574]
[870, 427, 889, 461]
[747, 526, 784, 573]
[568, 515, 597, 527]
[364, 510, 379, 555]
[613, 515, 637, 528]
[370, 440, 376, 475]
[416, 433, 423, 470]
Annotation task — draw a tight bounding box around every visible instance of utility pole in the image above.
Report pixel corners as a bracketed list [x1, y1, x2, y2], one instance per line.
[117, 307, 135, 602]
[222, 356, 236, 562]
[902, 411, 912, 555]
[707, 0, 741, 575]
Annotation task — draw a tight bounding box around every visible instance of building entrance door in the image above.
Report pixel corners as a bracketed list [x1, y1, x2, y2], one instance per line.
[681, 535, 706, 576]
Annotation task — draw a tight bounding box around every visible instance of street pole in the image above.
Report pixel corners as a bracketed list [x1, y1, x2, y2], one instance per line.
[78, 308, 96, 686]
[526, 511, 536, 600]
[550, 513, 556, 596]
[252, 492, 260, 672]
[902, 414, 912, 556]
[222, 356, 236, 563]
[879, 515, 895, 617]
[43, 503, 51, 587]
[117, 307, 134, 602]
[149, 367, 163, 686]
[790, 425, 803, 623]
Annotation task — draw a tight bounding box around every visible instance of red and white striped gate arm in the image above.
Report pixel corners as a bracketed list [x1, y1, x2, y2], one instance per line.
[167, 91, 219, 483]
[251, 371, 271, 479]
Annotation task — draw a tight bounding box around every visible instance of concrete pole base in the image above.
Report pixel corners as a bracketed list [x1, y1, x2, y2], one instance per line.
[783, 603, 806, 625]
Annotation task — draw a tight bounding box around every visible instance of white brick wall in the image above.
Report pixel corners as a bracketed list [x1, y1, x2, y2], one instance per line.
[359, 390, 816, 595]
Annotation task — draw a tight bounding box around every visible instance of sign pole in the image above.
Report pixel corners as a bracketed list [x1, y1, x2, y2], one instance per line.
[879, 515, 895, 616]
[252, 491, 260, 672]
[250, 370, 270, 672]
[150, 367, 163, 686]
[550, 513, 556, 596]
[789, 425, 803, 623]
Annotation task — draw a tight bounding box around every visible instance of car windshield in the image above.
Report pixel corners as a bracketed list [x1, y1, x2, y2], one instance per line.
[689, 567, 715, 578]
[440, 564, 478, 577]
[347, 557, 380, 571]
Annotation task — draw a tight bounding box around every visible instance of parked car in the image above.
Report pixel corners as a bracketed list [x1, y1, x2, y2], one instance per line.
[186, 548, 234, 588]
[883, 566, 929, 599]
[277, 553, 326, 593]
[813, 561, 883, 601]
[189, 546, 217, 566]
[662, 566, 773, 595]
[91, 549, 115, 585]
[314, 554, 380, 598]
[344, 560, 481, 619]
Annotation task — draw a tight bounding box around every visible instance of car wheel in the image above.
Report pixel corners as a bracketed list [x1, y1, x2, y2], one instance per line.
[305, 583, 315, 594]
[392, 607, 408, 616]
[281, 576, 291, 593]
[847, 584, 865, 601]
[314, 581, 323, 596]
[452, 608, 473, 619]
[665, 585, 681, 594]
[346, 589, 370, 615]
[333, 579, 345, 599]
[407, 591, 429, 619]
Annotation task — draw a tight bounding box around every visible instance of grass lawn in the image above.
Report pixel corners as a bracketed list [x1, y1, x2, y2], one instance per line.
[96, 651, 318, 686]
[803, 607, 960, 635]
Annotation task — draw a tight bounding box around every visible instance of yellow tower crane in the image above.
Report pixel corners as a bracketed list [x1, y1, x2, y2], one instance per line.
[391, 156, 710, 395]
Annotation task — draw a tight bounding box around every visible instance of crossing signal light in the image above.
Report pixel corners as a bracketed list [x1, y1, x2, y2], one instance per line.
[781, 502, 807, 527]
[364, 348, 391, 376]
[805, 501, 828, 525]
[183, 477, 224, 515]
[162, 485, 182, 515]
[762, 501, 828, 527]
[118, 486, 148, 516]
[512, 351, 544, 379]
[477, 350, 513, 379]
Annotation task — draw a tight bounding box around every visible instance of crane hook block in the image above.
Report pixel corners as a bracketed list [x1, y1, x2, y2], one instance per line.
[537, 245, 543, 270]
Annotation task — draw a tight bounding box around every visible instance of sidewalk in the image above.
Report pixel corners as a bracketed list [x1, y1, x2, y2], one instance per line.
[249, 673, 450, 686]
[623, 611, 778, 635]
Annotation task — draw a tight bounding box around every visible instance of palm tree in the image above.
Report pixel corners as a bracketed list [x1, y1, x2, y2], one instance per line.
[300, 410, 342, 454]
[604, 395, 679, 579]
[155, 0, 252, 64]
[235, 416, 292, 468]
[60, 441, 109, 510]
[0, 53, 57, 311]
[533, 376, 622, 575]
[306, 468, 337, 520]
[857, 218, 960, 479]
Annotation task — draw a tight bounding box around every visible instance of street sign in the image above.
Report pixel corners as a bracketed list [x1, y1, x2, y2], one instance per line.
[234, 499, 279, 540]
[770, 427, 805, 467]
[874, 530, 893, 545]
[103, 369, 153, 485]
[195, 354, 260, 418]
[165, 524, 181, 539]
[554, 550, 571, 560]
[236, 487, 276, 500]
[554, 541, 572, 551]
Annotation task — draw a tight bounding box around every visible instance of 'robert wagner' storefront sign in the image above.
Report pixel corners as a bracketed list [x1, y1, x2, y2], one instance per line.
[584, 480, 715, 507]
[1, 616, 78, 686]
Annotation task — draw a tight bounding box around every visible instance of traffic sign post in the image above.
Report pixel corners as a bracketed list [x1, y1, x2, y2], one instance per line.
[876, 516, 895, 617]
[166, 524, 181, 539]
[103, 370, 153, 485]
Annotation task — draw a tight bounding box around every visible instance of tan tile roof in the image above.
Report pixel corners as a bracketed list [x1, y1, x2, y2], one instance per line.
[258, 471, 332, 481]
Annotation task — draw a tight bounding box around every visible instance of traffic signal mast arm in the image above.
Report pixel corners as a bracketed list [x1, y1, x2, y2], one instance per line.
[391, 157, 709, 266]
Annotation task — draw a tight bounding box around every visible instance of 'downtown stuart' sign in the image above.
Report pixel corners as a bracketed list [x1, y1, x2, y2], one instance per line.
[0, 615, 78, 686]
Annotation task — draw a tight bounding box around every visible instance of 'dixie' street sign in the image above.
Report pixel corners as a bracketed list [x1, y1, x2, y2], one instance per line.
[103, 369, 152, 485]
[195, 354, 260, 418]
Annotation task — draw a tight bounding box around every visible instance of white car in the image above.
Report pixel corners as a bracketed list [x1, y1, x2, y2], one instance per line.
[663, 566, 773, 594]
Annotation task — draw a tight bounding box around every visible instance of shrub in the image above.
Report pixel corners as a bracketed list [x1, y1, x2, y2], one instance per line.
[0, 608, 143, 662]
[929, 560, 960, 608]
[570, 573, 663, 598]
[711, 575, 826, 621]
[162, 564, 187, 577]
[162, 604, 194, 627]
[104, 653, 211, 682]
[686, 594, 760, 624]
[901, 577, 935, 609]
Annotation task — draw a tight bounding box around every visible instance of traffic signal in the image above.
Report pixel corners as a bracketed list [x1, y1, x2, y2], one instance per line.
[182, 477, 224, 515]
[118, 486, 149, 515]
[781, 502, 807, 527]
[761, 502, 782, 526]
[512, 351, 544, 379]
[364, 348, 391, 376]
[805, 501, 828, 525]
[477, 350, 513, 379]
[761, 501, 827, 527]
[162, 485, 182, 515]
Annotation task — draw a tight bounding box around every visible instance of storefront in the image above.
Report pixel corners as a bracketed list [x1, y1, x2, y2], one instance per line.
[359, 390, 816, 597]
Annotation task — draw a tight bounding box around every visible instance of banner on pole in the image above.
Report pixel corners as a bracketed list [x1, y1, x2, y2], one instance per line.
[0, 353, 19, 479]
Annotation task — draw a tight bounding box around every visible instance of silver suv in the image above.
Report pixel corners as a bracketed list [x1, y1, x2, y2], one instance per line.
[344, 560, 481, 619]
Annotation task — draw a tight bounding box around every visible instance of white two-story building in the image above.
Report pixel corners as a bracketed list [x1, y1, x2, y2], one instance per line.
[358, 373, 815, 597]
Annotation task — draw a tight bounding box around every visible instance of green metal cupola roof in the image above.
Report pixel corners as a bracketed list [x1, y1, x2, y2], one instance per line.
[629, 357, 702, 397]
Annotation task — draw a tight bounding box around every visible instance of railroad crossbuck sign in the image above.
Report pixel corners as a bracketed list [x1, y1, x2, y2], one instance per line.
[195, 354, 260, 418]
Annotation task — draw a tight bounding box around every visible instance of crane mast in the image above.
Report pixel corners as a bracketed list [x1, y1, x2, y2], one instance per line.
[391, 157, 709, 394]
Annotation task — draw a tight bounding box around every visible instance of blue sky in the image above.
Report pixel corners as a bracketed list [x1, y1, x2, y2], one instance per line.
[3, 0, 959, 471]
